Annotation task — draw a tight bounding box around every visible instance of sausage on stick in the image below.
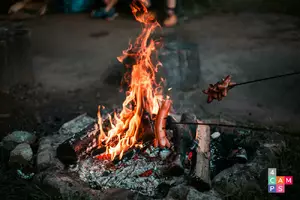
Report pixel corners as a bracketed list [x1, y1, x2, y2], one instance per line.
[154, 99, 172, 148]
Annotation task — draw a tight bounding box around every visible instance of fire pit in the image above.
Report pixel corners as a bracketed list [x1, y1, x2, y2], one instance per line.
[0, 1, 287, 200]
[54, 111, 210, 197]
[27, 113, 286, 200]
[51, 2, 213, 196]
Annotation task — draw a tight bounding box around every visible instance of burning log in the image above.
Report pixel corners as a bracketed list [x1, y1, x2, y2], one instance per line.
[57, 110, 156, 165]
[56, 123, 102, 165]
[190, 120, 211, 191]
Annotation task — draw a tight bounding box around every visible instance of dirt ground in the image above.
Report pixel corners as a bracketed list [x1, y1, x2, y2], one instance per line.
[1, 13, 300, 137]
[0, 11, 300, 200]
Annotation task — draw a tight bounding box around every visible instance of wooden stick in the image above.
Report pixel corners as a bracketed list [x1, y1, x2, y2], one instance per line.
[190, 119, 211, 191]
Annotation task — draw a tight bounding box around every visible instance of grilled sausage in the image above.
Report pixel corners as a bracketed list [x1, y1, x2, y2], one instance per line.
[154, 99, 172, 148]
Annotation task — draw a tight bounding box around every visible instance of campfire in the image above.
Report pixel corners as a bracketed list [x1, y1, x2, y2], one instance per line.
[95, 1, 167, 161]
[58, 1, 181, 165]
[43, 1, 286, 198]
[56, 1, 211, 196]
[0, 1, 292, 199]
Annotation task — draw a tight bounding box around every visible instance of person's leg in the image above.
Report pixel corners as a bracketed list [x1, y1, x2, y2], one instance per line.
[104, 0, 118, 12]
[141, 0, 156, 17]
[138, 0, 150, 7]
[91, 0, 118, 20]
[164, 0, 177, 27]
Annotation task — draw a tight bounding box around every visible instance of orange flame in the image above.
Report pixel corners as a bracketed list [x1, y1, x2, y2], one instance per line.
[97, 0, 168, 160]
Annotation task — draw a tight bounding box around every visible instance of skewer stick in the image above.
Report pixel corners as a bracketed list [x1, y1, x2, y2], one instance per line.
[203, 71, 300, 103]
[230, 71, 300, 88]
[169, 121, 295, 136]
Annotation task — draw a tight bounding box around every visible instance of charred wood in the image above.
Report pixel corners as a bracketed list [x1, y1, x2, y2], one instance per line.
[167, 113, 197, 161]
[57, 111, 156, 165]
[56, 123, 100, 165]
[168, 112, 211, 190]
[164, 113, 197, 176]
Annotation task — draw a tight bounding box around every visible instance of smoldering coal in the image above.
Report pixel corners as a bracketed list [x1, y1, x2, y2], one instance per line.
[76, 146, 185, 197]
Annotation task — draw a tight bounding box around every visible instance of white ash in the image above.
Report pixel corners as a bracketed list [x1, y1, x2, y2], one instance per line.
[159, 149, 172, 160]
[76, 146, 182, 197]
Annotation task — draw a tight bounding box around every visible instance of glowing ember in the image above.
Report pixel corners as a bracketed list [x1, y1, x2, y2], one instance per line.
[96, 0, 169, 160]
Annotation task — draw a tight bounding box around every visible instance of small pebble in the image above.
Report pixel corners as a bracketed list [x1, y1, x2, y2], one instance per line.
[211, 132, 221, 139]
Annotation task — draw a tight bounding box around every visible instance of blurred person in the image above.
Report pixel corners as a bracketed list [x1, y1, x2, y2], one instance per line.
[143, 0, 179, 27]
[90, 0, 179, 26]
[91, 0, 119, 20]
[91, 0, 151, 20]
[164, 0, 177, 27]
[91, 0, 152, 20]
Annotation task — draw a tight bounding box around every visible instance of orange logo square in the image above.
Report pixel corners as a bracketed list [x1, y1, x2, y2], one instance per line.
[276, 176, 285, 184]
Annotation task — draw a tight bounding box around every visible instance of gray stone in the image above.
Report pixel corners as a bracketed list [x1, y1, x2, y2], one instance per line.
[33, 171, 135, 200]
[165, 185, 221, 200]
[212, 132, 285, 199]
[46, 114, 97, 167]
[165, 185, 191, 200]
[36, 137, 55, 171]
[9, 143, 33, 165]
[203, 190, 222, 199]
[2, 130, 36, 150]
[58, 113, 95, 136]
[187, 189, 221, 200]
[38, 137, 52, 152]
[211, 132, 221, 139]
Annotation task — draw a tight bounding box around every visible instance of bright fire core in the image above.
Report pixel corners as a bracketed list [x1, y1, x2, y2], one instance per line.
[96, 0, 168, 160]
